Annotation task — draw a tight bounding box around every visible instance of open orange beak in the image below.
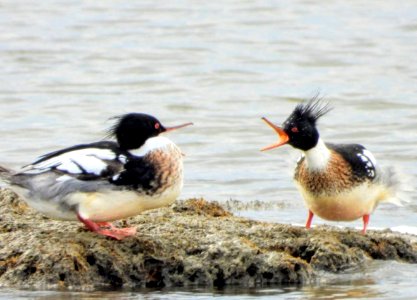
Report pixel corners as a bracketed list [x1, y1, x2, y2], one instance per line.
[261, 117, 289, 151]
[164, 122, 193, 132]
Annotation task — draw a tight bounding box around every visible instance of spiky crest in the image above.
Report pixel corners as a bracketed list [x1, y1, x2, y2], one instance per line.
[290, 95, 332, 125]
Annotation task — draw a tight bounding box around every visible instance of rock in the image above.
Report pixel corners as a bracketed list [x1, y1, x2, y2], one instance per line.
[0, 188, 416, 290]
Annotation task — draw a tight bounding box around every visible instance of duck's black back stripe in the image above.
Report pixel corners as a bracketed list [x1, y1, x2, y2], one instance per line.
[30, 141, 124, 165]
[326, 143, 376, 181]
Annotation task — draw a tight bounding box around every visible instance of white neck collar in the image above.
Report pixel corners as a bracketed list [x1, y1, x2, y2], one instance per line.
[133, 136, 172, 156]
[304, 138, 330, 171]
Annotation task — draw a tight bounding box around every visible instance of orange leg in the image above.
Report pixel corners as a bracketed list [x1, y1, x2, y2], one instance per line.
[362, 214, 370, 234]
[77, 214, 136, 240]
[306, 210, 314, 229]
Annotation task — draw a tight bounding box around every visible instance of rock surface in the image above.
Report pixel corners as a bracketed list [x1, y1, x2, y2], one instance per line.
[0, 188, 416, 290]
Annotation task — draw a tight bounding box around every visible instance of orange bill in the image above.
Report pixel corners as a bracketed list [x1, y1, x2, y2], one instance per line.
[164, 122, 193, 132]
[261, 117, 289, 151]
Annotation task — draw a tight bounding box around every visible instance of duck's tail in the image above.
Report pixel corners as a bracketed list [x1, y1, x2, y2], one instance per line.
[0, 165, 12, 183]
[378, 166, 413, 206]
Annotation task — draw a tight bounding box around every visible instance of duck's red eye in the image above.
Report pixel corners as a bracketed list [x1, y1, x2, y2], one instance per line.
[291, 127, 299, 133]
[154, 123, 160, 129]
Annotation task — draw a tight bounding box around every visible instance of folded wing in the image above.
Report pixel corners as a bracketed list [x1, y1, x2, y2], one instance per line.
[18, 141, 128, 180]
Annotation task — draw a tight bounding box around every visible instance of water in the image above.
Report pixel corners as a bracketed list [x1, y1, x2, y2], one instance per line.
[0, 0, 417, 298]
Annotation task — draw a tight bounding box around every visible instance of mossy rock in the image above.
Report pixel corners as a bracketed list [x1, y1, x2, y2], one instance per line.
[0, 188, 415, 290]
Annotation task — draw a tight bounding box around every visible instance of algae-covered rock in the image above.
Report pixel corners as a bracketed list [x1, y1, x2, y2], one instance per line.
[0, 188, 416, 290]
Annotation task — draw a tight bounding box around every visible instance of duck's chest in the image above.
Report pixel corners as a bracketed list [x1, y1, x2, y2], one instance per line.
[111, 142, 184, 195]
[294, 152, 358, 196]
[146, 145, 184, 194]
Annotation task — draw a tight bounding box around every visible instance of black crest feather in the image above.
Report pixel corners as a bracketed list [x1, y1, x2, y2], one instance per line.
[291, 95, 332, 124]
[106, 115, 121, 138]
[106, 114, 127, 138]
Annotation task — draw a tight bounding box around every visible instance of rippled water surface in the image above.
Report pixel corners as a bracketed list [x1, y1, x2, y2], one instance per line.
[1, 0, 417, 298]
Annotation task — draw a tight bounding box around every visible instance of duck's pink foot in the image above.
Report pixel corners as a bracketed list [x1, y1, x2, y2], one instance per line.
[107, 226, 137, 237]
[306, 210, 314, 229]
[95, 222, 117, 229]
[94, 227, 137, 240]
[77, 214, 137, 240]
[362, 214, 370, 234]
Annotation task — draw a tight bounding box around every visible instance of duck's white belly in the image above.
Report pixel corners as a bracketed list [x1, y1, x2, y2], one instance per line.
[12, 178, 183, 222]
[296, 182, 388, 221]
[71, 183, 182, 222]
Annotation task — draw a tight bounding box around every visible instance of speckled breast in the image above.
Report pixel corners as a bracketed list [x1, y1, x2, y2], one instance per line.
[145, 143, 184, 195]
[294, 151, 364, 196]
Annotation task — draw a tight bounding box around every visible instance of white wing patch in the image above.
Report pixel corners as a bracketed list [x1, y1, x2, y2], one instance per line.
[24, 148, 117, 175]
[118, 154, 128, 164]
[361, 149, 377, 166]
[357, 149, 377, 178]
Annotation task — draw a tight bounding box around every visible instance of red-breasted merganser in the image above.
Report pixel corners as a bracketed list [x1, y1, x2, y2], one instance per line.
[0, 113, 192, 240]
[261, 98, 400, 234]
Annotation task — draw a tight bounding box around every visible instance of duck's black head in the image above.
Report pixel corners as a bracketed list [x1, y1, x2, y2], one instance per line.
[261, 98, 331, 151]
[109, 113, 193, 150]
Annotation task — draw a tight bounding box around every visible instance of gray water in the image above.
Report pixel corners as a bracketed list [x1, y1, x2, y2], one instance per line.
[1, 0, 417, 298]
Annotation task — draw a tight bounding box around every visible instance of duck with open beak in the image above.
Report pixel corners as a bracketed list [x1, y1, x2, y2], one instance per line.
[261, 98, 401, 234]
[261, 117, 289, 151]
